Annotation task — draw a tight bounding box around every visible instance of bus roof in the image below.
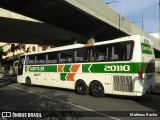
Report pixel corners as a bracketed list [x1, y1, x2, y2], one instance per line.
[22, 35, 145, 56]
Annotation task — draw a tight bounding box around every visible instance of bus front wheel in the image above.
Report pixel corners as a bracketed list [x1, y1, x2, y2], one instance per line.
[75, 80, 88, 95]
[26, 77, 31, 87]
[90, 81, 104, 97]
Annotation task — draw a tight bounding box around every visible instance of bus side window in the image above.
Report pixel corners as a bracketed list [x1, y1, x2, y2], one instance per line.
[75, 51, 83, 62]
[27, 55, 36, 64]
[36, 54, 46, 64]
[106, 47, 109, 61]
[111, 46, 119, 60]
[109, 42, 133, 61]
[59, 50, 74, 63]
[93, 45, 107, 62]
[126, 44, 131, 60]
[59, 53, 66, 63]
[74, 48, 89, 62]
[25, 56, 29, 64]
[84, 48, 90, 61]
[47, 52, 57, 64]
[90, 49, 95, 61]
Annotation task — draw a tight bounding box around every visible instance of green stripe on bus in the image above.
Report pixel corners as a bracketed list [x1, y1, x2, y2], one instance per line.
[82, 64, 91, 73]
[141, 43, 152, 55]
[90, 63, 134, 73]
[82, 62, 153, 73]
[60, 73, 67, 81]
[63, 65, 71, 72]
[26, 62, 154, 74]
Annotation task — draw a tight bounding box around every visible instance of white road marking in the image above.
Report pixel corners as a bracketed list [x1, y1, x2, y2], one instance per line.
[2, 117, 7, 120]
[9, 85, 121, 120]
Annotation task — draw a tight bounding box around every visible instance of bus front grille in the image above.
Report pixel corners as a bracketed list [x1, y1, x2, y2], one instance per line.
[113, 76, 133, 92]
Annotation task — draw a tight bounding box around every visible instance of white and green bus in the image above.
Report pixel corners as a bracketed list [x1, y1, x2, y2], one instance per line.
[17, 35, 155, 97]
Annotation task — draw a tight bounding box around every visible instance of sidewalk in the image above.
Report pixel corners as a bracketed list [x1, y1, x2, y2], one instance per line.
[2, 73, 16, 77]
[2, 74, 17, 80]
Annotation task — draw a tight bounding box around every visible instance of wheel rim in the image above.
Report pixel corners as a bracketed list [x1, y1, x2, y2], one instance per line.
[28, 80, 31, 85]
[26, 79, 31, 86]
[94, 85, 102, 94]
[78, 84, 85, 92]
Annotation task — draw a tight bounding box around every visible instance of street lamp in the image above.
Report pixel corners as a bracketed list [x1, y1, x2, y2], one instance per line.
[106, 1, 124, 17]
[140, 11, 144, 31]
[131, 11, 145, 31]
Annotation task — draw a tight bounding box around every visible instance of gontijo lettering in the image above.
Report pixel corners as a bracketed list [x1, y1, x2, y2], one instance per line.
[29, 67, 44, 71]
[142, 46, 152, 52]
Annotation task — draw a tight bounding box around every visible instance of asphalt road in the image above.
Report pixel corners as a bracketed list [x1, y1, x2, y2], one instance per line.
[0, 77, 160, 120]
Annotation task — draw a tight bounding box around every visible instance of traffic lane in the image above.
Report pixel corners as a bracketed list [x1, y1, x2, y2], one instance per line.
[0, 79, 116, 120]
[8, 85, 120, 119]
[0, 77, 16, 91]
[1, 77, 160, 112]
[1, 78, 160, 119]
[0, 77, 16, 85]
[9, 84, 160, 120]
[11, 83, 160, 111]
[0, 83, 87, 111]
[9, 84, 159, 120]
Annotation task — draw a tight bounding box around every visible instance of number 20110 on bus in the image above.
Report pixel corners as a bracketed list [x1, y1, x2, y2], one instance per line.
[104, 65, 130, 72]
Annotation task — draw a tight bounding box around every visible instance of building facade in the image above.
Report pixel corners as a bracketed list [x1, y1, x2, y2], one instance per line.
[2, 43, 53, 75]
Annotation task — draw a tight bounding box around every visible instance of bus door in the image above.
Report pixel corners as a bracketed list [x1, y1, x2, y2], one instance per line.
[17, 55, 25, 83]
[13, 61, 18, 75]
[18, 56, 25, 76]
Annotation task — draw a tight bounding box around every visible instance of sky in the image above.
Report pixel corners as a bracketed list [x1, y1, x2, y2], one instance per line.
[101, 0, 159, 33]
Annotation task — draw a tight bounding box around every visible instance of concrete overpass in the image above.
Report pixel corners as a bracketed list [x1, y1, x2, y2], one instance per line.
[0, 0, 159, 50]
[0, 8, 85, 46]
[0, 17, 85, 46]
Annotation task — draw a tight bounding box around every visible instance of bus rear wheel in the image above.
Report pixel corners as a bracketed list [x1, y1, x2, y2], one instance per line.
[26, 77, 31, 87]
[75, 80, 88, 95]
[90, 81, 104, 97]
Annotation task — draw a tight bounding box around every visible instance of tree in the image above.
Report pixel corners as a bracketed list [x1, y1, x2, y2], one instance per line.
[0, 46, 6, 61]
[0, 46, 3, 61]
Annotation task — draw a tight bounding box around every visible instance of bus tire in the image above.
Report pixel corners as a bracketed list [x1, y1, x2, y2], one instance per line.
[26, 77, 31, 87]
[75, 80, 88, 95]
[90, 81, 104, 97]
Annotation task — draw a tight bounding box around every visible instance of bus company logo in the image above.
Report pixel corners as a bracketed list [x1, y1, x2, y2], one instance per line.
[104, 65, 130, 72]
[141, 43, 152, 54]
[29, 66, 45, 72]
[25, 67, 29, 72]
[142, 46, 152, 52]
